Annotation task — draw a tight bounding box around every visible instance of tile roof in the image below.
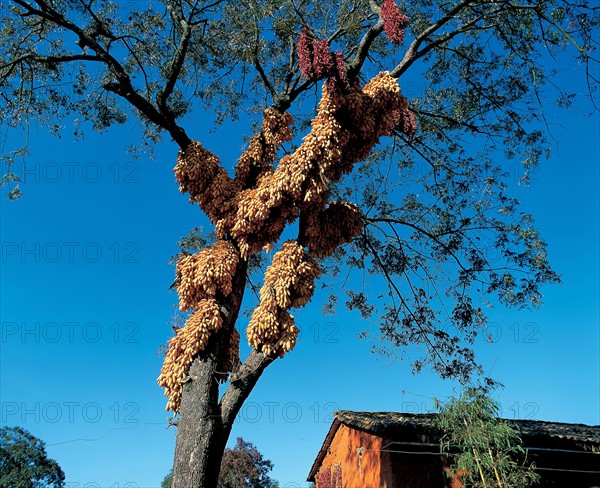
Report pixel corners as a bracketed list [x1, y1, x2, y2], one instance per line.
[335, 410, 600, 452]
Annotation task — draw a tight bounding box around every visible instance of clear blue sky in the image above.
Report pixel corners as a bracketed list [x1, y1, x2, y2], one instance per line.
[1, 62, 598, 486]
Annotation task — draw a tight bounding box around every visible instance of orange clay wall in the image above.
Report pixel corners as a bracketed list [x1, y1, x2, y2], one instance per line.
[317, 425, 383, 488]
[316, 427, 464, 488]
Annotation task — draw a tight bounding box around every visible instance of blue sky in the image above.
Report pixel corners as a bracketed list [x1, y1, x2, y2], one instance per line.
[1, 59, 599, 487]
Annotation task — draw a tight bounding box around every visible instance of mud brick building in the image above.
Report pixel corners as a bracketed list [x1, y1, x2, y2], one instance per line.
[308, 411, 600, 488]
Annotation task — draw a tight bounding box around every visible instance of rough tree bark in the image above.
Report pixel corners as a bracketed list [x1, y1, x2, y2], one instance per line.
[173, 353, 227, 487]
[173, 348, 274, 487]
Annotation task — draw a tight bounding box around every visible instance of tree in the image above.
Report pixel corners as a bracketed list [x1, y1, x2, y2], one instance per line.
[435, 387, 540, 488]
[219, 438, 278, 488]
[160, 472, 171, 488]
[1, 0, 597, 486]
[161, 437, 278, 488]
[0, 426, 65, 488]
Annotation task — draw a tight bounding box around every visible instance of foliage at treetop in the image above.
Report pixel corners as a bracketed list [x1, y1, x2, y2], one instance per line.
[0, 426, 65, 488]
[435, 387, 540, 488]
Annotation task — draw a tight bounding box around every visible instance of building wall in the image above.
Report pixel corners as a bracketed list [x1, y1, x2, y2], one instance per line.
[315, 427, 462, 488]
[316, 425, 383, 488]
[380, 443, 461, 488]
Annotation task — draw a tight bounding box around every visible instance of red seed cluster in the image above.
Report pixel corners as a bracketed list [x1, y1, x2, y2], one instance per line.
[297, 28, 335, 81]
[393, 106, 418, 138]
[328, 52, 349, 90]
[247, 241, 321, 357]
[304, 202, 364, 258]
[157, 298, 223, 411]
[297, 29, 348, 90]
[174, 141, 237, 222]
[380, 0, 409, 45]
[175, 241, 240, 312]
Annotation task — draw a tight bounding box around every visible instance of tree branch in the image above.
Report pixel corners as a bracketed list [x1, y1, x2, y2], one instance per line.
[361, 229, 450, 371]
[220, 350, 274, 430]
[365, 216, 470, 273]
[346, 18, 384, 79]
[391, 0, 480, 78]
[252, 17, 277, 99]
[273, 77, 313, 113]
[156, 3, 192, 120]
[12, 0, 191, 149]
[1, 53, 102, 72]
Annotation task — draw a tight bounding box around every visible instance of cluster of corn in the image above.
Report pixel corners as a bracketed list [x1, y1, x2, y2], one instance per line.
[302, 85, 350, 184]
[316, 71, 407, 181]
[216, 95, 340, 256]
[248, 303, 299, 358]
[247, 241, 321, 357]
[174, 141, 237, 222]
[215, 73, 407, 258]
[304, 202, 364, 258]
[263, 108, 294, 146]
[161, 73, 409, 410]
[364, 71, 406, 130]
[160, 240, 241, 411]
[265, 309, 297, 358]
[234, 109, 294, 186]
[157, 298, 223, 411]
[175, 241, 239, 312]
[292, 73, 404, 259]
[264, 240, 321, 308]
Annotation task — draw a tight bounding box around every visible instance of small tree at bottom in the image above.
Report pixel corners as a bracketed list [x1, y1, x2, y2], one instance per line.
[0, 426, 65, 488]
[435, 387, 540, 488]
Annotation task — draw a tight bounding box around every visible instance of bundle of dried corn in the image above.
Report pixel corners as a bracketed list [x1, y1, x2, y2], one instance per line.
[157, 298, 223, 411]
[234, 108, 294, 187]
[263, 241, 321, 309]
[247, 302, 299, 358]
[174, 141, 237, 222]
[304, 202, 364, 258]
[174, 241, 239, 312]
[247, 241, 320, 357]
[216, 73, 408, 258]
[162, 72, 413, 412]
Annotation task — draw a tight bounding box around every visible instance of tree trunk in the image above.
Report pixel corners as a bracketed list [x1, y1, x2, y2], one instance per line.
[171, 260, 251, 488]
[170, 349, 274, 487]
[172, 352, 226, 488]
